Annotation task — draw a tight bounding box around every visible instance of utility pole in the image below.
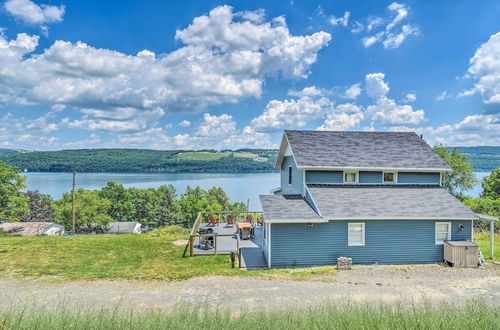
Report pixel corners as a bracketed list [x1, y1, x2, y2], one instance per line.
[72, 171, 76, 236]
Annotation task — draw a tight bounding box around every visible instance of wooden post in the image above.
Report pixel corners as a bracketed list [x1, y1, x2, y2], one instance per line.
[491, 221, 495, 260]
[213, 235, 217, 256]
[71, 171, 76, 236]
[189, 236, 194, 257]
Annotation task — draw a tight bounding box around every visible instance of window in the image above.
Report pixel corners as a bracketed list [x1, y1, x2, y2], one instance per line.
[288, 166, 292, 185]
[348, 223, 365, 246]
[383, 172, 396, 183]
[344, 171, 357, 183]
[435, 222, 451, 244]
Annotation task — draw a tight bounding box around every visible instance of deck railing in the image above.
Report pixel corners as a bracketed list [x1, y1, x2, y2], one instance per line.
[188, 211, 263, 257]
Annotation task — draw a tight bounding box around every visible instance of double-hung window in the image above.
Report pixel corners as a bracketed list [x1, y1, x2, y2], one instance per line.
[435, 222, 451, 244]
[348, 223, 365, 246]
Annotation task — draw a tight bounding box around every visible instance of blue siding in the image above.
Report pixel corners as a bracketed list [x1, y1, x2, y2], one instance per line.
[359, 171, 382, 183]
[279, 156, 304, 195]
[398, 172, 440, 184]
[270, 220, 472, 267]
[305, 171, 343, 184]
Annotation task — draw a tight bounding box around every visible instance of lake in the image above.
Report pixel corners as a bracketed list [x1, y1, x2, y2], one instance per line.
[22, 171, 490, 211]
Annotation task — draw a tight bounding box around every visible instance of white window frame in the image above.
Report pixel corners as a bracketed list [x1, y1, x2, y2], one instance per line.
[343, 171, 358, 184]
[348, 222, 365, 246]
[435, 222, 451, 245]
[383, 171, 397, 183]
[288, 166, 293, 185]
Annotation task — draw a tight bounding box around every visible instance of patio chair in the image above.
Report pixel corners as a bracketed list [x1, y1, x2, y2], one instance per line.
[257, 218, 263, 226]
[225, 215, 235, 228]
[207, 214, 219, 227]
[245, 215, 253, 224]
[240, 226, 251, 240]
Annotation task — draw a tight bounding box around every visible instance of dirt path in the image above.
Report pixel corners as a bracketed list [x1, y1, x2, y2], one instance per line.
[1, 265, 499, 312]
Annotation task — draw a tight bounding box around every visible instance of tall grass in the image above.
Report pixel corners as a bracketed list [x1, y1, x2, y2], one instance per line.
[1, 300, 498, 330]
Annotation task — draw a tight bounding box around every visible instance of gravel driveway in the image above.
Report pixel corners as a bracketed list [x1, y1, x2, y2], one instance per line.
[1, 265, 499, 312]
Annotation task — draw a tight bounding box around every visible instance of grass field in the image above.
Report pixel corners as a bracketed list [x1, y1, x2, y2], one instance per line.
[0, 232, 333, 281]
[1, 301, 498, 329]
[475, 231, 499, 261]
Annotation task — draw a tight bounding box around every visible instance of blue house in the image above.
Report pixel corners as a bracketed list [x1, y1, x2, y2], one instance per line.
[259, 130, 478, 268]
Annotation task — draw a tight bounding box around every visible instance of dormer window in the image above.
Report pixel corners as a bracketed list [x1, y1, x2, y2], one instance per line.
[344, 171, 357, 183]
[383, 172, 396, 183]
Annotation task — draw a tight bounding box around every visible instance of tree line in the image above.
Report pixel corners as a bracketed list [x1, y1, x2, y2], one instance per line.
[0, 161, 246, 232]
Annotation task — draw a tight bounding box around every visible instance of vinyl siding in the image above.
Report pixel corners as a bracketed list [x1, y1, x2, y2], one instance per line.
[305, 171, 343, 184]
[270, 220, 472, 267]
[398, 172, 441, 184]
[280, 156, 304, 195]
[359, 171, 382, 183]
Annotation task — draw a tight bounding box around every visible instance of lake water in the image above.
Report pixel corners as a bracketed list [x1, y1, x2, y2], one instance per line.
[22, 171, 490, 211]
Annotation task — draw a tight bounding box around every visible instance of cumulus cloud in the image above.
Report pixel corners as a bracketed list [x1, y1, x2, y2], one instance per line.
[459, 32, 500, 112]
[173, 113, 274, 149]
[436, 91, 450, 101]
[287, 86, 323, 97]
[357, 2, 419, 49]
[329, 11, 350, 27]
[4, 0, 65, 34]
[344, 83, 362, 99]
[251, 95, 333, 132]
[365, 73, 425, 125]
[403, 93, 416, 103]
[179, 120, 191, 127]
[317, 103, 364, 131]
[0, 5, 331, 136]
[0, 113, 59, 149]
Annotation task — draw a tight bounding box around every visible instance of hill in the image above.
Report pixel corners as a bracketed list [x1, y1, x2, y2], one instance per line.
[0, 148, 278, 173]
[453, 146, 500, 172]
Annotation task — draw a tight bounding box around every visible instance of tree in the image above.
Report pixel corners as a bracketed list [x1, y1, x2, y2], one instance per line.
[481, 168, 500, 199]
[21, 190, 55, 222]
[0, 161, 29, 222]
[53, 189, 113, 233]
[433, 145, 477, 196]
[155, 185, 180, 227]
[98, 182, 136, 222]
[127, 187, 163, 227]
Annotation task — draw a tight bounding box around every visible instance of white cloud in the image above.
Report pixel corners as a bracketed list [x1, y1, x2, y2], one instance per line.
[365, 73, 425, 125]
[351, 21, 364, 33]
[179, 120, 191, 127]
[173, 113, 275, 149]
[0, 5, 331, 138]
[0, 113, 59, 149]
[344, 83, 362, 99]
[459, 32, 500, 112]
[329, 11, 350, 27]
[251, 96, 333, 132]
[317, 103, 364, 131]
[365, 73, 390, 99]
[436, 91, 450, 101]
[4, 0, 65, 34]
[357, 2, 419, 49]
[287, 86, 323, 97]
[403, 93, 416, 103]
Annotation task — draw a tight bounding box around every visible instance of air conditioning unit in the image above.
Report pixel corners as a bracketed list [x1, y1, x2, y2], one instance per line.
[443, 241, 479, 268]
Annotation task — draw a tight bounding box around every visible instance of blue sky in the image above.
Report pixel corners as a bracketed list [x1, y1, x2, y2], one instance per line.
[0, 0, 499, 150]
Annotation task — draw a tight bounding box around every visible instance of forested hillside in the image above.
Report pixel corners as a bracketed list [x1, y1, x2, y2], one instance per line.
[0, 146, 498, 173]
[0, 149, 278, 173]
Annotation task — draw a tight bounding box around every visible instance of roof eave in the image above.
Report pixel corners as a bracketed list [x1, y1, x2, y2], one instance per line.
[323, 216, 478, 221]
[298, 166, 452, 172]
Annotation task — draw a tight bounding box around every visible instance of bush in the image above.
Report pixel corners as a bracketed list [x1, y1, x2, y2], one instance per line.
[149, 225, 188, 237]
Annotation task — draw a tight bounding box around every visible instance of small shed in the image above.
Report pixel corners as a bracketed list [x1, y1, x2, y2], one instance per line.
[0, 222, 64, 236]
[105, 222, 142, 234]
[444, 241, 479, 267]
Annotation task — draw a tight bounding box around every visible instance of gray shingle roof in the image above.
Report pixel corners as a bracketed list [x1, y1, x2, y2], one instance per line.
[259, 195, 322, 221]
[285, 130, 451, 170]
[307, 185, 477, 219]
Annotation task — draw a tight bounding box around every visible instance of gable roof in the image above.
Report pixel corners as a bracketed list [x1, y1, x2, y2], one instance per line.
[0, 222, 63, 236]
[277, 130, 451, 171]
[307, 185, 478, 220]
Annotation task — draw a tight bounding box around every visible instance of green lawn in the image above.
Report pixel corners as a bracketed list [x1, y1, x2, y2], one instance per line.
[475, 231, 500, 261]
[0, 233, 334, 281]
[1, 301, 498, 330]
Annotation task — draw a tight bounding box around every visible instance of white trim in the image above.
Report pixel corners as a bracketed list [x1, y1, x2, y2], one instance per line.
[268, 223, 272, 268]
[299, 166, 451, 172]
[270, 187, 282, 194]
[343, 170, 358, 184]
[439, 172, 443, 187]
[471, 219, 474, 242]
[435, 221, 451, 245]
[383, 171, 397, 184]
[325, 216, 478, 221]
[305, 186, 322, 217]
[265, 218, 328, 223]
[348, 222, 365, 246]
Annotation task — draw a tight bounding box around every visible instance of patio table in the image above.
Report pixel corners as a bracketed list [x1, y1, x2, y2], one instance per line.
[237, 222, 252, 228]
